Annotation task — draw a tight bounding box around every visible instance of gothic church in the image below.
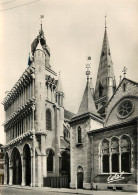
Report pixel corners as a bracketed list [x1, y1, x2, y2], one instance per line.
[2, 21, 138, 192]
[2, 24, 73, 187]
[70, 24, 137, 192]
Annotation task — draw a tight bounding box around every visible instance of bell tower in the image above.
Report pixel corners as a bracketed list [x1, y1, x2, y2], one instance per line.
[94, 16, 116, 117]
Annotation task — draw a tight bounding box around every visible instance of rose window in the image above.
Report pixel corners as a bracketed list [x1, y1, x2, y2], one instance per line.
[117, 100, 134, 118]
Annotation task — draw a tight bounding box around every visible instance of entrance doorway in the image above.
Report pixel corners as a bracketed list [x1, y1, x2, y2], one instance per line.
[12, 148, 22, 185]
[23, 144, 31, 186]
[77, 166, 83, 189]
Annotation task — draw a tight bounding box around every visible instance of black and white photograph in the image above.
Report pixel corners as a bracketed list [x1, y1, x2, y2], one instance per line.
[0, 0, 137, 195]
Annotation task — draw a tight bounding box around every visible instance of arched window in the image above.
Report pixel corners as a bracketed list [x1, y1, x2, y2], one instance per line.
[111, 138, 119, 172]
[101, 139, 109, 173]
[46, 109, 52, 130]
[100, 135, 132, 174]
[47, 149, 54, 172]
[78, 126, 82, 143]
[121, 136, 131, 172]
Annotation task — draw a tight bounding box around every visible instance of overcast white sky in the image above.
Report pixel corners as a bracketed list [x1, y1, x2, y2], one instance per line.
[0, 0, 138, 144]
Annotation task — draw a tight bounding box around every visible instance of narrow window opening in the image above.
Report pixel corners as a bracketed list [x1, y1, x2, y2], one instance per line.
[78, 127, 82, 143]
[46, 110, 52, 130]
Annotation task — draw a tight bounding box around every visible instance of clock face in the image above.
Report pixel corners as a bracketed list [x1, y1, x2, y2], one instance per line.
[117, 99, 134, 118]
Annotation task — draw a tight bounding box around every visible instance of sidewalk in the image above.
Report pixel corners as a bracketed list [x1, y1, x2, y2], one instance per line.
[1, 185, 137, 195]
[37, 187, 137, 195]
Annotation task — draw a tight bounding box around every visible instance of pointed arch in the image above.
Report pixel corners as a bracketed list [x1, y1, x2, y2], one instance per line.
[101, 139, 109, 173]
[120, 135, 131, 172]
[77, 166, 83, 189]
[46, 148, 54, 172]
[111, 137, 119, 172]
[11, 147, 22, 185]
[23, 144, 31, 186]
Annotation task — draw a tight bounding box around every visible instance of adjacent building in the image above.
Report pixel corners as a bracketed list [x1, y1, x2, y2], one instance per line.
[70, 26, 138, 192]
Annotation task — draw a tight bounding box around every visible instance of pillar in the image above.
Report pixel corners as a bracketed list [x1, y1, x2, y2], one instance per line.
[30, 150, 33, 187]
[21, 155, 26, 186]
[37, 155, 42, 187]
[9, 166, 13, 185]
[41, 135, 46, 178]
[54, 106, 60, 176]
[4, 163, 7, 185]
[119, 141, 121, 173]
[109, 142, 112, 173]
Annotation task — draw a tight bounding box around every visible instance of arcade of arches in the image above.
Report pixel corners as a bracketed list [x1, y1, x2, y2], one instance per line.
[4, 146, 70, 186]
[4, 144, 31, 186]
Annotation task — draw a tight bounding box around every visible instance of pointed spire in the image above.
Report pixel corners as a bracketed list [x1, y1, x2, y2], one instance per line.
[31, 15, 47, 55]
[57, 71, 64, 93]
[77, 62, 98, 116]
[95, 17, 116, 101]
[77, 80, 98, 116]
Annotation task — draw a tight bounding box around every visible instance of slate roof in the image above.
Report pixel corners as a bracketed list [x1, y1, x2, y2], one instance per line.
[60, 137, 69, 149]
[77, 81, 98, 116]
[95, 28, 115, 100]
[64, 110, 75, 120]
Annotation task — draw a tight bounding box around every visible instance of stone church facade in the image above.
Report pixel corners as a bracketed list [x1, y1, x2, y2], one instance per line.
[70, 26, 138, 192]
[2, 21, 137, 192]
[2, 25, 73, 187]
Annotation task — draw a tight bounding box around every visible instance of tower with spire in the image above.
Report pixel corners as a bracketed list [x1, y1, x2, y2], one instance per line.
[94, 16, 116, 117]
[2, 17, 72, 188]
[70, 61, 103, 189]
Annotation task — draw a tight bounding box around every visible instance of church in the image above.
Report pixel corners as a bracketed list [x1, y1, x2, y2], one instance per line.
[2, 19, 137, 192]
[2, 23, 73, 187]
[70, 23, 137, 192]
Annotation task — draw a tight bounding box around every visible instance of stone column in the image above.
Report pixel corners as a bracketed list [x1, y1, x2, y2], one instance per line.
[9, 166, 13, 185]
[21, 155, 26, 186]
[54, 106, 60, 176]
[119, 142, 121, 173]
[109, 142, 112, 173]
[4, 163, 7, 185]
[37, 155, 42, 187]
[41, 135, 46, 179]
[45, 155, 47, 178]
[30, 149, 33, 187]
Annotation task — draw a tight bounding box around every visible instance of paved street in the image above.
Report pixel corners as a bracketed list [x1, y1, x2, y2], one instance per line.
[0, 186, 137, 195]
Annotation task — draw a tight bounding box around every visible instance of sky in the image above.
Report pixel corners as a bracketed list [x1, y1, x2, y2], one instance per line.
[0, 0, 138, 144]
